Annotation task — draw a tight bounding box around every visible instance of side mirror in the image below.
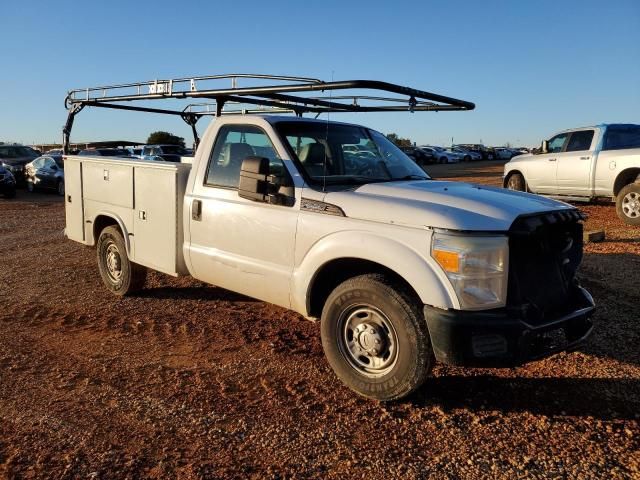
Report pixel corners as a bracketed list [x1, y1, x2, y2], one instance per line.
[541, 140, 549, 154]
[238, 156, 294, 206]
[238, 156, 270, 202]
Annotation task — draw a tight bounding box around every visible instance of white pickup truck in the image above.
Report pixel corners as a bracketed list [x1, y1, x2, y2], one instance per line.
[504, 124, 640, 225]
[63, 75, 595, 401]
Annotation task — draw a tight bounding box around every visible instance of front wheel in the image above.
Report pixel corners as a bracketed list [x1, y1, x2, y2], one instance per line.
[97, 226, 147, 295]
[616, 182, 640, 225]
[320, 274, 433, 401]
[506, 172, 526, 192]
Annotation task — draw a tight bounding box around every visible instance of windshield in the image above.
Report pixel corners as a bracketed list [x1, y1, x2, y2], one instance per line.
[275, 122, 429, 185]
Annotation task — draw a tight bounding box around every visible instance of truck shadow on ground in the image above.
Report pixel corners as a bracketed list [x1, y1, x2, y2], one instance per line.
[579, 253, 640, 367]
[135, 285, 257, 303]
[411, 375, 639, 421]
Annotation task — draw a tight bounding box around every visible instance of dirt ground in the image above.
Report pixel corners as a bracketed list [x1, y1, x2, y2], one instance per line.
[1, 163, 639, 479]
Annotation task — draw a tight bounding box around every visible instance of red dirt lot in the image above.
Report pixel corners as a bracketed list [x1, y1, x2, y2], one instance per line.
[1, 166, 639, 479]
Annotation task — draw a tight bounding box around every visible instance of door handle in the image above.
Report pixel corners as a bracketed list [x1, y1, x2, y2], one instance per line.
[548, 158, 556, 162]
[191, 199, 202, 221]
[580, 156, 590, 160]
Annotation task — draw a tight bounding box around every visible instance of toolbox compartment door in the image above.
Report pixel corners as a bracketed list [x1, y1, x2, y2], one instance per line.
[64, 159, 84, 242]
[133, 166, 179, 275]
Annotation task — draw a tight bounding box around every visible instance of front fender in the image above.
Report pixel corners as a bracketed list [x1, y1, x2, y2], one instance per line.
[291, 230, 459, 316]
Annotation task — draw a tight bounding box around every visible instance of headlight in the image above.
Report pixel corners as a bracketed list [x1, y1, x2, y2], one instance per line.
[431, 232, 509, 310]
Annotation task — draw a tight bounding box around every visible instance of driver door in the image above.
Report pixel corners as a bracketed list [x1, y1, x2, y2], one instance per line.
[187, 124, 299, 308]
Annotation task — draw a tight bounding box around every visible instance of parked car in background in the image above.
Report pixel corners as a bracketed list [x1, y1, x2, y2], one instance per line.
[78, 148, 130, 158]
[494, 147, 514, 160]
[46, 149, 64, 155]
[504, 123, 640, 224]
[451, 146, 482, 162]
[25, 146, 42, 157]
[25, 155, 65, 195]
[142, 144, 190, 162]
[420, 146, 460, 164]
[0, 164, 16, 198]
[399, 146, 435, 166]
[125, 146, 144, 158]
[0, 144, 39, 185]
[456, 144, 495, 161]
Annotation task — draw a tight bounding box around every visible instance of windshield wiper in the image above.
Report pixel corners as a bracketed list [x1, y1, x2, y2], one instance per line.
[389, 174, 430, 181]
[319, 176, 391, 185]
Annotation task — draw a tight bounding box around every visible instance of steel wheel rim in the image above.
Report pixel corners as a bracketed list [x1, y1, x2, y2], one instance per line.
[105, 242, 122, 282]
[337, 305, 398, 378]
[622, 192, 640, 218]
[507, 176, 520, 190]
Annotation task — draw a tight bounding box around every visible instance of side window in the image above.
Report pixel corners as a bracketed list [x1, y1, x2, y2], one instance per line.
[33, 158, 43, 168]
[565, 130, 594, 152]
[548, 133, 569, 153]
[603, 125, 640, 151]
[205, 125, 282, 188]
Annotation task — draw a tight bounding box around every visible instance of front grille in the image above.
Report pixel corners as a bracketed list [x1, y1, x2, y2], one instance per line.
[507, 210, 585, 324]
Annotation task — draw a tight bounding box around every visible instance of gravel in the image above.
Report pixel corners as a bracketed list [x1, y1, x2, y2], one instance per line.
[0, 166, 638, 479]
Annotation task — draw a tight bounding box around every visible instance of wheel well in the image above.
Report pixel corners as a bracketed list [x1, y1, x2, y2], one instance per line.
[306, 258, 419, 318]
[93, 215, 120, 244]
[503, 170, 522, 187]
[613, 168, 640, 197]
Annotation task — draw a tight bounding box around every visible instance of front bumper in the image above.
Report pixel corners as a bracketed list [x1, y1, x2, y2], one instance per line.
[424, 286, 595, 367]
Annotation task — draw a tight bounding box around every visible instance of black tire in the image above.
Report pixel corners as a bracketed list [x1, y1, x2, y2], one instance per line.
[506, 172, 526, 192]
[616, 182, 640, 226]
[320, 274, 433, 401]
[57, 179, 65, 196]
[97, 226, 146, 296]
[440, 157, 447, 164]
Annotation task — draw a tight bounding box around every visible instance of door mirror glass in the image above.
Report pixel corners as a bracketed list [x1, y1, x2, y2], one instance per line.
[238, 156, 271, 202]
[238, 156, 294, 206]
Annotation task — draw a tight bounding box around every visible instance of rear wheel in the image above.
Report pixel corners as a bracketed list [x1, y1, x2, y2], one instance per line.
[97, 226, 146, 295]
[320, 274, 433, 401]
[616, 183, 640, 225]
[506, 172, 526, 192]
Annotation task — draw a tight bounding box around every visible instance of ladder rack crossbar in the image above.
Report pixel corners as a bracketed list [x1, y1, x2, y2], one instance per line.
[62, 73, 475, 154]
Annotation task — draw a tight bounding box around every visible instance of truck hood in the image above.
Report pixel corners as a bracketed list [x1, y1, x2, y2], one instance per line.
[324, 180, 574, 231]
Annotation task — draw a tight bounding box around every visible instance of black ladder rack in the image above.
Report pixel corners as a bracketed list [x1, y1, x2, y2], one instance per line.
[63, 73, 475, 153]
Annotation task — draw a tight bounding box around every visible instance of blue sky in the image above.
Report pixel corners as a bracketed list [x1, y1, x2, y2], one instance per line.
[1, 0, 638, 148]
